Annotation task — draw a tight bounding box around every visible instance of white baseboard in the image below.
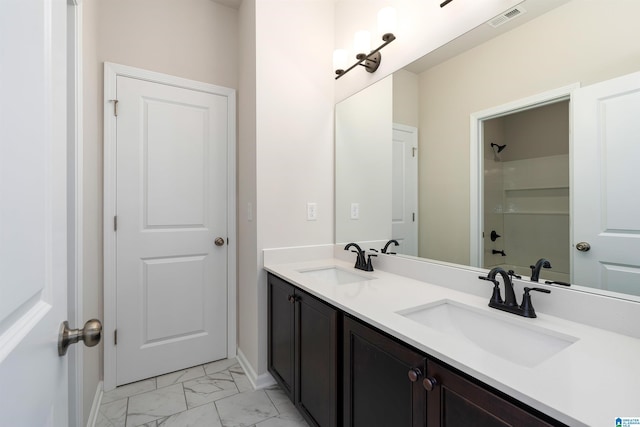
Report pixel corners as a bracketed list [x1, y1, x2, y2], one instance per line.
[236, 348, 276, 390]
[86, 380, 103, 427]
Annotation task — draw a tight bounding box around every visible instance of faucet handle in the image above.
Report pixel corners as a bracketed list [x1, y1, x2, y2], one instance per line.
[508, 270, 521, 280]
[478, 276, 503, 306]
[373, 247, 397, 255]
[520, 287, 551, 318]
[347, 248, 366, 269]
[545, 280, 571, 287]
[364, 253, 377, 272]
[524, 287, 551, 294]
[478, 275, 498, 286]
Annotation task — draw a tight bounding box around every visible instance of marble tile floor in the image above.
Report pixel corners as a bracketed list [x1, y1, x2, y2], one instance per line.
[97, 358, 310, 427]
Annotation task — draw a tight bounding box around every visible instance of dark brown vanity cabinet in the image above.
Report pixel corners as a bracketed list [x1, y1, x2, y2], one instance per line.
[343, 315, 427, 427]
[267, 273, 296, 398]
[268, 274, 564, 427]
[267, 273, 339, 427]
[342, 316, 562, 427]
[425, 360, 562, 427]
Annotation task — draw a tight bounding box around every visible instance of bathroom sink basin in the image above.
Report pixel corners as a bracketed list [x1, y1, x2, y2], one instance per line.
[297, 266, 375, 285]
[397, 300, 577, 367]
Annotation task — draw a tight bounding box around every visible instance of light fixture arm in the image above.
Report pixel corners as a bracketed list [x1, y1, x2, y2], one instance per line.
[335, 33, 396, 80]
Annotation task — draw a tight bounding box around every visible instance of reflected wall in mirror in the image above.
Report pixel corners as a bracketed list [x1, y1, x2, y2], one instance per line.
[335, 0, 640, 298]
[335, 76, 393, 244]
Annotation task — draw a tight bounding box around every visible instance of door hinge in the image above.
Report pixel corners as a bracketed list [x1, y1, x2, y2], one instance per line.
[412, 147, 417, 157]
[114, 329, 118, 345]
[114, 215, 117, 231]
[227, 237, 230, 245]
[110, 99, 119, 117]
[412, 212, 415, 222]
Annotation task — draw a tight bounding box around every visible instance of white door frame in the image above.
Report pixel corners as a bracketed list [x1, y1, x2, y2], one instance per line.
[103, 62, 237, 391]
[67, 0, 84, 425]
[469, 83, 579, 268]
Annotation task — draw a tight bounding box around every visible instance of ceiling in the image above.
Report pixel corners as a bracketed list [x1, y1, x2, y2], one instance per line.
[404, 0, 571, 74]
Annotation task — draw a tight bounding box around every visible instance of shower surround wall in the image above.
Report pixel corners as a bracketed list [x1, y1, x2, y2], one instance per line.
[501, 155, 570, 281]
[485, 156, 570, 281]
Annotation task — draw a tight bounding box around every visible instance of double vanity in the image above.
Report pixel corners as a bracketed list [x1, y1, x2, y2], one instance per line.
[264, 245, 640, 427]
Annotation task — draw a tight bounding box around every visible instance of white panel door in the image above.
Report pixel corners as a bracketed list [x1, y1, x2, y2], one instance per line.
[116, 76, 228, 385]
[573, 71, 640, 296]
[391, 124, 418, 256]
[0, 0, 69, 425]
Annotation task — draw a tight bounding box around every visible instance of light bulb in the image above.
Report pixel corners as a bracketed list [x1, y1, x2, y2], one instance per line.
[333, 49, 348, 73]
[378, 7, 397, 40]
[354, 30, 371, 58]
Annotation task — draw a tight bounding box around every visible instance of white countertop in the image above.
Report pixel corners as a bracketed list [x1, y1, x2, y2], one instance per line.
[264, 257, 640, 427]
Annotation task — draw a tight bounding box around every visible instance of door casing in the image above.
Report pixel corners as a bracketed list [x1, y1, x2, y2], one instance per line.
[102, 62, 237, 391]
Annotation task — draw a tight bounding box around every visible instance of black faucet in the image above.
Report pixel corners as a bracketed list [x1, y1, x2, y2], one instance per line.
[480, 267, 517, 307]
[530, 258, 551, 282]
[381, 239, 399, 254]
[479, 267, 550, 318]
[344, 243, 375, 271]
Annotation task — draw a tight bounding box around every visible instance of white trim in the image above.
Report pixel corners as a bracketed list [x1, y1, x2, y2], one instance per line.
[392, 123, 418, 133]
[103, 62, 237, 391]
[226, 87, 238, 360]
[236, 348, 276, 390]
[66, 1, 84, 425]
[102, 63, 118, 392]
[85, 381, 103, 427]
[469, 83, 580, 267]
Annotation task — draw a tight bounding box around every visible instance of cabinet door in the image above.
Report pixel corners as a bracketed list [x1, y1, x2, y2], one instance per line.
[296, 290, 340, 427]
[425, 360, 563, 427]
[344, 316, 427, 427]
[267, 274, 295, 399]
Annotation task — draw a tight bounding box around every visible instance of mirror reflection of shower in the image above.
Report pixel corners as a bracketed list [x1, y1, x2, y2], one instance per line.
[490, 142, 507, 161]
[483, 100, 570, 283]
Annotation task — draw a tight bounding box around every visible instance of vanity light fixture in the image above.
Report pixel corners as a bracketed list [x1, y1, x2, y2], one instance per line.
[334, 7, 397, 80]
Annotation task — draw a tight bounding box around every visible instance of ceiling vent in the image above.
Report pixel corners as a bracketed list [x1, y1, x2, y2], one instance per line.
[488, 6, 527, 28]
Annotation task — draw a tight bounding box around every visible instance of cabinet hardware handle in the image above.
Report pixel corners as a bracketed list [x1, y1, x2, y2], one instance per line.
[407, 368, 422, 382]
[423, 376, 438, 391]
[287, 294, 296, 303]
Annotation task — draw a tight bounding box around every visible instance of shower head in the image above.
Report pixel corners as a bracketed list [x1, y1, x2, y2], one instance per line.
[491, 143, 507, 153]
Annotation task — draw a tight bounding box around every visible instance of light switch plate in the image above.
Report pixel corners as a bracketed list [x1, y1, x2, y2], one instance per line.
[350, 203, 359, 220]
[307, 202, 318, 221]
